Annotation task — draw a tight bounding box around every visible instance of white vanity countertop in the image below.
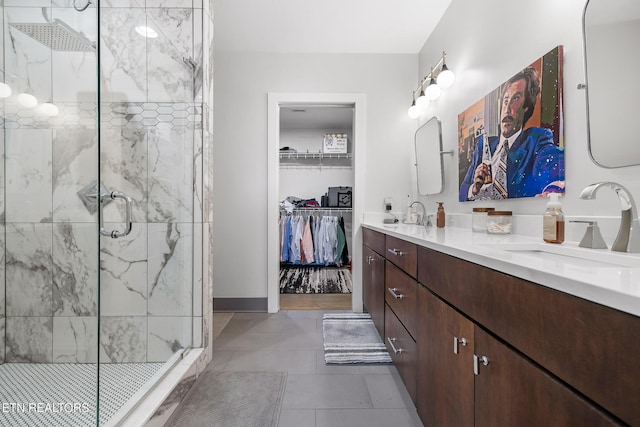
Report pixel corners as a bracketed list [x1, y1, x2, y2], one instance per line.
[362, 222, 640, 318]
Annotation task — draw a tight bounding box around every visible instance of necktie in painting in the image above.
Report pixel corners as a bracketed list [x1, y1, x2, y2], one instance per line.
[493, 140, 508, 199]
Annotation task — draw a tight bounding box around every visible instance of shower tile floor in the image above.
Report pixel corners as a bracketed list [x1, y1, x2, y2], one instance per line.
[0, 362, 164, 426]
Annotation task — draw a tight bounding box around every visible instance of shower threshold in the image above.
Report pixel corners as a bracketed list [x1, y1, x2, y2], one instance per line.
[0, 361, 164, 426]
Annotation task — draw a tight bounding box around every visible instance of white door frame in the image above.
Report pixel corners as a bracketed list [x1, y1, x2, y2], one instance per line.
[267, 92, 366, 313]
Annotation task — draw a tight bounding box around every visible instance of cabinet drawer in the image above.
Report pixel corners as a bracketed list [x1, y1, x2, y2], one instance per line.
[385, 261, 417, 339]
[385, 303, 417, 403]
[363, 227, 385, 255]
[385, 235, 417, 278]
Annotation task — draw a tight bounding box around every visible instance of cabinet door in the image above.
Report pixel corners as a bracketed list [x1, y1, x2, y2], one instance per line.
[363, 245, 385, 338]
[474, 327, 618, 427]
[417, 285, 474, 427]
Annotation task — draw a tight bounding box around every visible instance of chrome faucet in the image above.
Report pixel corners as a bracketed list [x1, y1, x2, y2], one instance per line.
[579, 182, 640, 253]
[410, 201, 429, 226]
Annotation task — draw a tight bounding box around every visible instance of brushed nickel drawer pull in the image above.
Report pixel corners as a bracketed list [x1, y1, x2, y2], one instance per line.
[453, 336, 468, 354]
[473, 354, 490, 375]
[388, 287, 404, 299]
[387, 248, 405, 256]
[387, 337, 404, 354]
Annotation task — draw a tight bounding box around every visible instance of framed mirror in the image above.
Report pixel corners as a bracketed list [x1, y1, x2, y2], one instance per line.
[583, 0, 640, 167]
[415, 116, 445, 195]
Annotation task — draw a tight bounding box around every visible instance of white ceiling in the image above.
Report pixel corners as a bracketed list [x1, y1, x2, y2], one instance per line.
[214, 0, 453, 54]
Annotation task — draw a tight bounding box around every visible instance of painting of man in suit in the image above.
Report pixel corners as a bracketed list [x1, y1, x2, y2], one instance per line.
[458, 46, 564, 201]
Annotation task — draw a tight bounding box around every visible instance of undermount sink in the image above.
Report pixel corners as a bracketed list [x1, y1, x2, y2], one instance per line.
[479, 242, 640, 269]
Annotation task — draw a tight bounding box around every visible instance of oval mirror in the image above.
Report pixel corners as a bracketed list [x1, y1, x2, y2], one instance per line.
[415, 116, 445, 195]
[583, 0, 640, 167]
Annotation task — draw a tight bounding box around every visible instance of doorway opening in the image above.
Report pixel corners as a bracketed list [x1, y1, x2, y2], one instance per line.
[267, 93, 366, 313]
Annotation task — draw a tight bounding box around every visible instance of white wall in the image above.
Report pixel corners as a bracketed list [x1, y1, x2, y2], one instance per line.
[213, 53, 417, 298]
[414, 0, 640, 228]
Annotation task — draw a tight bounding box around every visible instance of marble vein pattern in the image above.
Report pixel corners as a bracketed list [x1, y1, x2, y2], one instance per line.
[147, 0, 193, 8]
[5, 317, 53, 363]
[53, 223, 98, 316]
[99, 8, 147, 103]
[6, 223, 53, 317]
[147, 7, 194, 102]
[53, 128, 98, 223]
[148, 316, 191, 362]
[100, 316, 146, 363]
[53, 316, 98, 363]
[193, 8, 204, 102]
[5, 129, 53, 223]
[147, 128, 193, 223]
[100, 223, 148, 316]
[148, 222, 193, 316]
[100, 127, 148, 223]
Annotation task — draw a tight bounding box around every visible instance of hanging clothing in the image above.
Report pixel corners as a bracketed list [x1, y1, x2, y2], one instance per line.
[279, 212, 348, 266]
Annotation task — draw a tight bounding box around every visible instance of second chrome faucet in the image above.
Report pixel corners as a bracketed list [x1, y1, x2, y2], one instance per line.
[579, 181, 640, 253]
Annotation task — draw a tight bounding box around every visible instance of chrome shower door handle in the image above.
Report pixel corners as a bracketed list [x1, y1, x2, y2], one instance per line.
[99, 191, 133, 238]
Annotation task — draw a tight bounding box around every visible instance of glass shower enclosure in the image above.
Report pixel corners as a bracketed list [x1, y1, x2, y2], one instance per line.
[0, 1, 209, 425]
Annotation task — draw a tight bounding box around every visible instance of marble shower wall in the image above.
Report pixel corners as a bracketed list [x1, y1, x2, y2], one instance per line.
[1, 2, 209, 364]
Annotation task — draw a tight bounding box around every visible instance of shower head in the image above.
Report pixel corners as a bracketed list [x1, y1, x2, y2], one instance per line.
[10, 18, 95, 52]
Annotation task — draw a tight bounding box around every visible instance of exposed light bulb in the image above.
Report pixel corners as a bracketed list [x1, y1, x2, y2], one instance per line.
[425, 79, 441, 100]
[416, 89, 429, 110]
[408, 101, 420, 119]
[437, 65, 455, 89]
[0, 82, 12, 98]
[39, 102, 59, 117]
[135, 25, 158, 38]
[17, 93, 38, 108]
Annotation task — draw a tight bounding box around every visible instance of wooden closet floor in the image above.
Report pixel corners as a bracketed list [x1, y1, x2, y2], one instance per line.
[280, 293, 352, 310]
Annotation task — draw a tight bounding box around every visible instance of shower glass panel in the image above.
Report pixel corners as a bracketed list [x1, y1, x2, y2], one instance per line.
[0, 1, 200, 425]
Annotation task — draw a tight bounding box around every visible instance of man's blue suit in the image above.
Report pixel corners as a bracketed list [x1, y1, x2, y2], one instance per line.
[459, 127, 564, 201]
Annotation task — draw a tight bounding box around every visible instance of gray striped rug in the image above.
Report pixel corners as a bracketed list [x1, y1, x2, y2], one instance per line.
[323, 313, 392, 364]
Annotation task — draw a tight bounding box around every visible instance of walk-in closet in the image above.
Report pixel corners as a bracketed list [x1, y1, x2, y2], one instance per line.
[278, 105, 354, 309]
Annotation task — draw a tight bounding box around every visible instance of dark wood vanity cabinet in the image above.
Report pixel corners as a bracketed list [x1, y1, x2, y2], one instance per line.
[362, 228, 385, 337]
[417, 246, 629, 427]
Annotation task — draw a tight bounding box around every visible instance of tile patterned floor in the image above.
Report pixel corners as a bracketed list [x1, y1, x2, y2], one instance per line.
[208, 310, 423, 427]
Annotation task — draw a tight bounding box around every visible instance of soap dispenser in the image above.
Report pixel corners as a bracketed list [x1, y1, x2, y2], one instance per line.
[543, 193, 565, 244]
[436, 202, 445, 228]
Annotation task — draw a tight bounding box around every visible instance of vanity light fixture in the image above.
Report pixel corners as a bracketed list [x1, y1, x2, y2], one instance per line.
[407, 51, 455, 118]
